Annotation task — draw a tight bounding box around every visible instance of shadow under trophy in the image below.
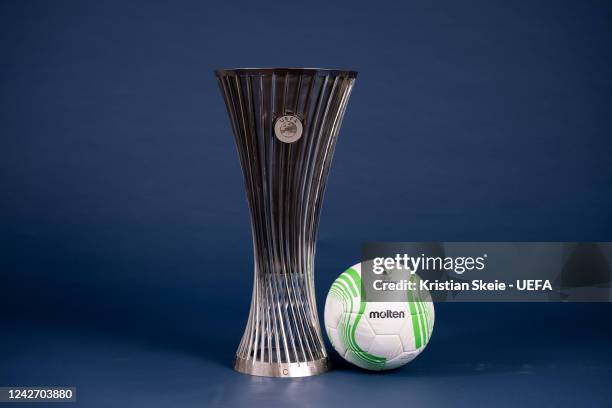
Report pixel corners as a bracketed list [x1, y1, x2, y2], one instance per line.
[216, 68, 357, 377]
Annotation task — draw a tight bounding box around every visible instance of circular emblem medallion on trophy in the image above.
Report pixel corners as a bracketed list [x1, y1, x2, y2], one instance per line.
[274, 114, 303, 143]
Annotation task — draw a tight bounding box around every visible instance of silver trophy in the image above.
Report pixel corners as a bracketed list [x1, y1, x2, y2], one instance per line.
[216, 68, 357, 377]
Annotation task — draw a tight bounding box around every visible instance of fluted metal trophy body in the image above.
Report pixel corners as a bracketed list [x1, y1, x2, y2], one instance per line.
[216, 68, 356, 377]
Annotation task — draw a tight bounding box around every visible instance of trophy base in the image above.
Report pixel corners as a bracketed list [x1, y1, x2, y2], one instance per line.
[233, 356, 330, 378]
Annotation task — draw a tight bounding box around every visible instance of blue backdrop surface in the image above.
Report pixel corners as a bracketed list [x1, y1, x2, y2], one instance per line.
[1, 0, 611, 407]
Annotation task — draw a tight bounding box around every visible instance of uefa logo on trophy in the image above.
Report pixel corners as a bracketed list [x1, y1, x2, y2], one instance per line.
[274, 114, 303, 143]
[216, 68, 357, 377]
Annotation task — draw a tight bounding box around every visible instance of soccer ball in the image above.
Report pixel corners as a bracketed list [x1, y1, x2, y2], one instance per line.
[324, 263, 435, 370]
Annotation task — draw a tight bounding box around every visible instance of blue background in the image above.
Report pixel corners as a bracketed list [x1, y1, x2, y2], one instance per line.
[1, 0, 611, 407]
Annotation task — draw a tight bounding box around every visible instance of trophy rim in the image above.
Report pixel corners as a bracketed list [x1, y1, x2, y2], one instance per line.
[215, 67, 357, 78]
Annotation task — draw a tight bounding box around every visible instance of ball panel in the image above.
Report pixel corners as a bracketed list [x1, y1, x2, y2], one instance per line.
[365, 334, 403, 360]
[349, 312, 376, 352]
[324, 292, 345, 330]
[386, 350, 420, 370]
[344, 350, 386, 371]
[325, 326, 346, 357]
[398, 317, 417, 352]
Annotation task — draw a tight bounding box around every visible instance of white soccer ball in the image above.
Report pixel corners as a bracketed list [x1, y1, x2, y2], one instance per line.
[324, 263, 435, 370]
